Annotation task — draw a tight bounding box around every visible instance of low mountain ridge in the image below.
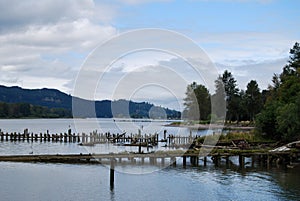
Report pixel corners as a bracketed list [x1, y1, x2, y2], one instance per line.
[0, 85, 181, 119]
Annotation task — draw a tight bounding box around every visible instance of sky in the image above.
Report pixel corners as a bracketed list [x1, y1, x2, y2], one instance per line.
[0, 0, 299, 111]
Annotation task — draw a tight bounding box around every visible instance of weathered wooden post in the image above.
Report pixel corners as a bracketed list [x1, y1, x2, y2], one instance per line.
[267, 154, 270, 170]
[59, 133, 63, 142]
[183, 156, 187, 167]
[225, 156, 229, 166]
[171, 157, 176, 167]
[138, 142, 142, 154]
[77, 134, 80, 142]
[190, 156, 194, 166]
[14, 133, 17, 141]
[25, 132, 29, 141]
[239, 155, 244, 168]
[110, 158, 115, 190]
[213, 155, 220, 167]
[251, 155, 255, 168]
[72, 134, 76, 142]
[203, 156, 207, 166]
[82, 133, 85, 143]
[68, 134, 72, 143]
[62, 133, 66, 142]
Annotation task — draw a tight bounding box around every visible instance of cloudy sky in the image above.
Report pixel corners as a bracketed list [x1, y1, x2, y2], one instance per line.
[0, 0, 299, 111]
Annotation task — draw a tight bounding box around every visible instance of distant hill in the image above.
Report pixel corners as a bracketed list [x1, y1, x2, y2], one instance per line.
[0, 85, 181, 119]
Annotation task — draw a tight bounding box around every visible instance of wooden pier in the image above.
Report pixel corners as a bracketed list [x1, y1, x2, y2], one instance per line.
[0, 150, 299, 189]
[0, 128, 164, 146]
[0, 151, 298, 166]
[0, 128, 205, 148]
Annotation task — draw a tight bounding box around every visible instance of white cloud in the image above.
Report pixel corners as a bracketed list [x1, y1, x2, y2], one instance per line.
[195, 31, 296, 65]
[0, 0, 297, 111]
[0, 0, 116, 31]
[216, 58, 287, 90]
[0, 0, 118, 93]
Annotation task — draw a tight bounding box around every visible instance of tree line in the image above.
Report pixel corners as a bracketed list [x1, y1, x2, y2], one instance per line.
[0, 102, 72, 118]
[183, 71, 263, 123]
[183, 42, 300, 142]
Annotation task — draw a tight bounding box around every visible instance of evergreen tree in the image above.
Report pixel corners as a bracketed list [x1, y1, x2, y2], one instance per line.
[221, 70, 239, 122]
[256, 42, 300, 141]
[183, 82, 211, 120]
[245, 80, 262, 121]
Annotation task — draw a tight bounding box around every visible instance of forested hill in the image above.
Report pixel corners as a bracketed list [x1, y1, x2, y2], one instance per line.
[0, 85, 181, 119]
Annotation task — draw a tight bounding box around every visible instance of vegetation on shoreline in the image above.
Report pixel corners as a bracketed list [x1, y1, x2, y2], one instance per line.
[0, 102, 72, 118]
[196, 131, 274, 144]
[183, 42, 300, 142]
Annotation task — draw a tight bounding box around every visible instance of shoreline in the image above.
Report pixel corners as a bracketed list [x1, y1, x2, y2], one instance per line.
[165, 123, 255, 130]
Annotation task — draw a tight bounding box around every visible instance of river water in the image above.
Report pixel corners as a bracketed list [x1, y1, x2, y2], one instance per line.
[0, 119, 299, 201]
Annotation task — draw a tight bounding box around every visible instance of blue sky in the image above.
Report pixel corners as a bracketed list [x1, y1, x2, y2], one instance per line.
[0, 0, 299, 110]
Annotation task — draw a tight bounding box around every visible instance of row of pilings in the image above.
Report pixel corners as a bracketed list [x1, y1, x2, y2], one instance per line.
[0, 128, 203, 147]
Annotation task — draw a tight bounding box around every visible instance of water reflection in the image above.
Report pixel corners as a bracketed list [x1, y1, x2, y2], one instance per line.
[0, 119, 299, 201]
[0, 160, 299, 201]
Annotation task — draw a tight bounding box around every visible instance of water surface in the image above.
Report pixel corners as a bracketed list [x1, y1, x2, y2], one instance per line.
[0, 119, 299, 201]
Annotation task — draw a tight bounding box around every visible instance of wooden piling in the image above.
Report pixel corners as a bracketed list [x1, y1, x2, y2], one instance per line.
[239, 155, 244, 168]
[110, 158, 115, 189]
[203, 156, 207, 166]
[225, 156, 229, 166]
[267, 154, 270, 169]
[171, 157, 176, 167]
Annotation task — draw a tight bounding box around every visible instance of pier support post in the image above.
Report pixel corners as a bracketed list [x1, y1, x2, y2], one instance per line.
[213, 155, 220, 167]
[251, 155, 255, 168]
[183, 156, 186, 167]
[267, 154, 270, 169]
[171, 157, 176, 167]
[239, 155, 244, 168]
[110, 158, 115, 190]
[190, 156, 195, 166]
[138, 143, 142, 154]
[203, 156, 207, 166]
[225, 156, 229, 166]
